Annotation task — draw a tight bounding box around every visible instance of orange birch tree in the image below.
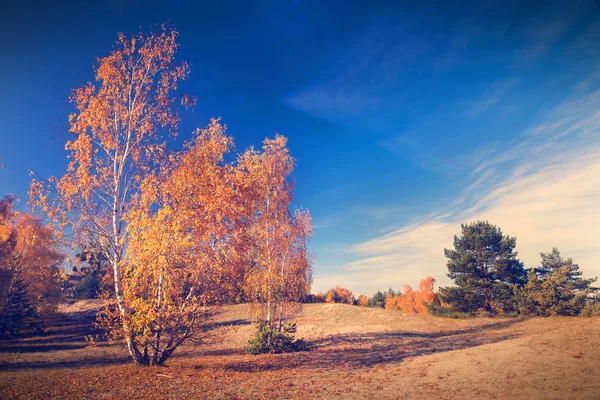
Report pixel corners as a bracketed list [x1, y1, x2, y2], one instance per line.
[0, 196, 63, 312]
[240, 136, 312, 331]
[101, 119, 245, 365]
[30, 25, 192, 365]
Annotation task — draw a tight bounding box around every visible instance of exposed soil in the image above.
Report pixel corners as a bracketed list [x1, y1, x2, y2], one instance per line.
[1, 302, 599, 399]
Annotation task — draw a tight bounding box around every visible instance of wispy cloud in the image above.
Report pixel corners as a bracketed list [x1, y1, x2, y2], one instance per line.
[313, 86, 600, 295]
[463, 78, 520, 118]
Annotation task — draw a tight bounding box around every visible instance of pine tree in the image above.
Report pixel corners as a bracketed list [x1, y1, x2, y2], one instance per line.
[516, 248, 596, 316]
[369, 291, 386, 308]
[0, 270, 41, 337]
[439, 221, 526, 314]
[535, 248, 596, 290]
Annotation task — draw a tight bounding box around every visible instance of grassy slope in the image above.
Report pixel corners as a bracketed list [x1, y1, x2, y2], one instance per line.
[0, 302, 599, 399]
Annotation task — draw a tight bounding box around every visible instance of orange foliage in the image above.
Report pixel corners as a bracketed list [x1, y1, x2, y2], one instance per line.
[30, 26, 194, 366]
[30, 26, 312, 366]
[385, 277, 440, 314]
[239, 135, 313, 330]
[312, 292, 326, 303]
[0, 196, 63, 310]
[336, 286, 354, 304]
[325, 286, 354, 304]
[357, 294, 369, 307]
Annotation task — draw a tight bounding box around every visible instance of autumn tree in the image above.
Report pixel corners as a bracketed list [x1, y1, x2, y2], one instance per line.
[0, 196, 63, 327]
[324, 286, 354, 304]
[336, 286, 354, 304]
[438, 221, 526, 315]
[357, 294, 369, 307]
[0, 196, 17, 309]
[414, 276, 440, 313]
[240, 136, 312, 335]
[307, 292, 326, 303]
[94, 120, 248, 366]
[30, 26, 192, 365]
[11, 215, 64, 311]
[325, 288, 340, 303]
[384, 277, 439, 314]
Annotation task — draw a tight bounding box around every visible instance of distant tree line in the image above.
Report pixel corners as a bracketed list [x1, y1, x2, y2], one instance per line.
[307, 221, 599, 318]
[305, 277, 441, 315]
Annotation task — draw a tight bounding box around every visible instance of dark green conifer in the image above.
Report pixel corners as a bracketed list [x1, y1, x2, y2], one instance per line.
[439, 221, 526, 314]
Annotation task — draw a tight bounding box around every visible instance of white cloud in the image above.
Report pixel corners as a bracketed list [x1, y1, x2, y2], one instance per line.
[313, 88, 600, 295]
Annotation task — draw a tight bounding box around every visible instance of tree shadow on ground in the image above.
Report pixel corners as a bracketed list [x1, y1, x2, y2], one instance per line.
[213, 318, 524, 373]
[0, 355, 131, 371]
[0, 311, 128, 371]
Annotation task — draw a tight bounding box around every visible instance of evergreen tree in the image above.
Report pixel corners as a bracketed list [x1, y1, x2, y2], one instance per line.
[516, 248, 596, 316]
[369, 291, 386, 308]
[439, 221, 526, 314]
[73, 271, 101, 299]
[535, 247, 596, 290]
[0, 270, 41, 337]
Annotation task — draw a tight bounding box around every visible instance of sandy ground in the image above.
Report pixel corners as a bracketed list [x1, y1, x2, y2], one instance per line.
[0, 302, 599, 399]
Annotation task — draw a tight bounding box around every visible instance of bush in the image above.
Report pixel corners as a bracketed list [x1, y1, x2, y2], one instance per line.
[245, 321, 309, 355]
[73, 271, 101, 299]
[426, 303, 479, 318]
[580, 300, 600, 317]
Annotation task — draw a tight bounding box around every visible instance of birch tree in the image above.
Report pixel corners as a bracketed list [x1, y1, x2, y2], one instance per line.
[240, 136, 312, 332]
[30, 25, 192, 365]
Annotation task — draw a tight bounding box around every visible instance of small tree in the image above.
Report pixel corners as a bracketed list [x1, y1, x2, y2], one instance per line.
[516, 248, 596, 316]
[439, 221, 526, 315]
[241, 136, 313, 335]
[0, 270, 41, 337]
[0, 196, 63, 314]
[536, 248, 596, 290]
[324, 286, 353, 304]
[357, 294, 369, 307]
[325, 288, 341, 303]
[73, 271, 101, 299]
[369, 291, 386, 308]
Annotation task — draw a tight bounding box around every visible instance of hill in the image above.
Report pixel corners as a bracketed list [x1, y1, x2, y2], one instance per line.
[1, 302, 599, 399]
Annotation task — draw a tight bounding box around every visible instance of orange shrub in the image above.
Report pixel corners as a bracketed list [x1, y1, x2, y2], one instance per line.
[385, 277, 439, 314]
[357, 294, 369, 307]
[325, 286, 354, 304]
[336, 286, 354, 304]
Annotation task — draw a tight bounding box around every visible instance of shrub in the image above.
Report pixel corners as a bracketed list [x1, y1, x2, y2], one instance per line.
[245, 321, 309, 355]
[73, 271, 101, 299]
[426, 303, 485, 318]
[305, 292, 326, 303]
[580, 300, 600, 317]
[357, 294, 369, 307]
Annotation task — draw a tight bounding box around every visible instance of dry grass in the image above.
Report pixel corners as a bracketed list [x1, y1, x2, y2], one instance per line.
[1, 302, 599, 399]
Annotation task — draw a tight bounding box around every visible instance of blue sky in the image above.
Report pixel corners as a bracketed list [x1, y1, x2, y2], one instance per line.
[1, 0, 599, 295]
